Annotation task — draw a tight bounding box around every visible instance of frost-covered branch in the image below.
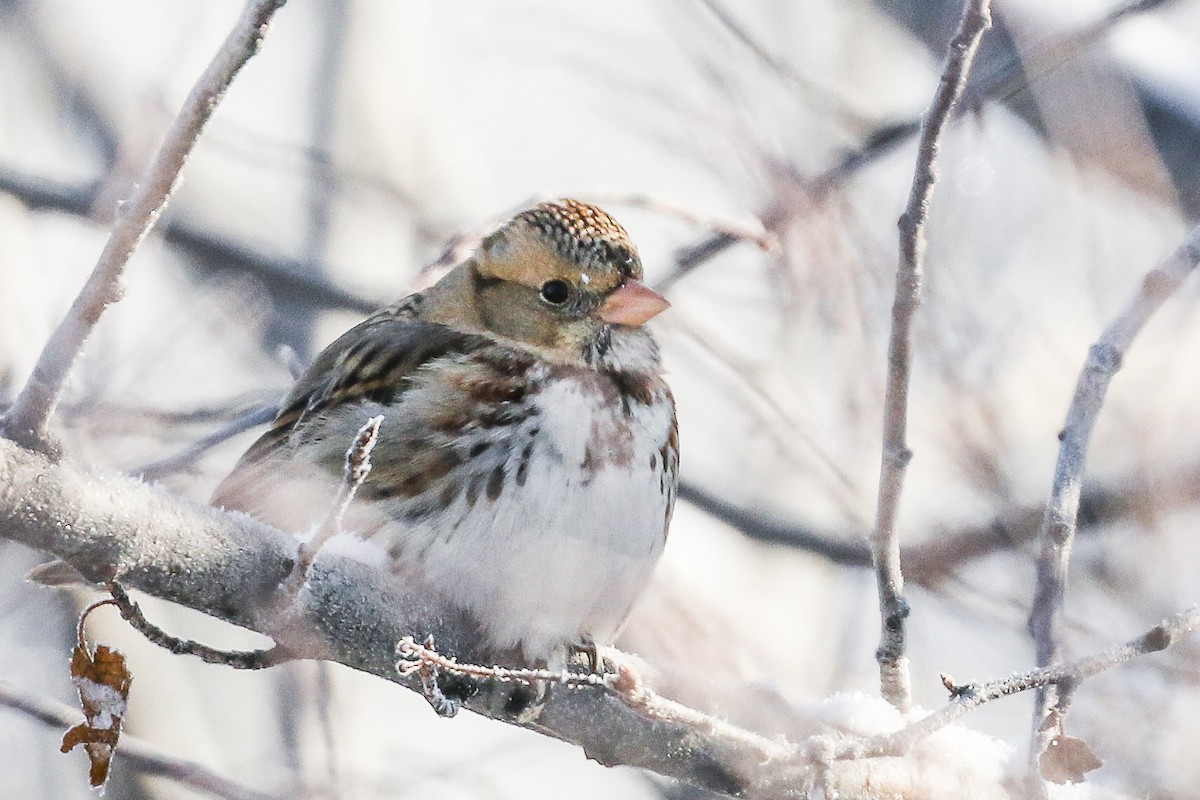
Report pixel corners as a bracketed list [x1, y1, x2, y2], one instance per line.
[841, 605, 1200, 761]
[0, 439, 791, 797]
[1028, 223, 1200, 770]
[0, 0, 286, 454]
[0, 437, 1050, 798]
[872, 0, 991, 712]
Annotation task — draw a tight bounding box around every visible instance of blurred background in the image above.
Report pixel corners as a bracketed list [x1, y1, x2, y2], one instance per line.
[2, 0, 1200, 797]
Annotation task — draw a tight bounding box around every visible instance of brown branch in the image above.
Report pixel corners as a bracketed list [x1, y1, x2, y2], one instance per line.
[0, 678, 286, 800]
[0, 0, 287, 454]
[1027, 224, 1200, 771]
[106, 581, 290, 669]
[872, 0, 992, 712]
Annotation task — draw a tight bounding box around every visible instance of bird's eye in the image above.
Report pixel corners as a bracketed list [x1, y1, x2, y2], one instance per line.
[539, 279, 571, 306]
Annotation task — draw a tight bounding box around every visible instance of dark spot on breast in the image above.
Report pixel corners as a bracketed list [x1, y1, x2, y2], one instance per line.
[474, 347, 538, 376]
[649, 452, 657, 470]
[469, 441, 489, 457]
[429, 408, 474, 435]
[479, 405, 532, 428]
[438, 481, 459, 510]
[515, 441, 534, 486]
[458, 374, 527, 404]
[610, 370, 658, 418]
[486, 463, 505, 500]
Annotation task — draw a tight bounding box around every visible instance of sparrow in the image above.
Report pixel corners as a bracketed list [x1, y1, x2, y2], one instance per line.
[213, 199, 678, 667]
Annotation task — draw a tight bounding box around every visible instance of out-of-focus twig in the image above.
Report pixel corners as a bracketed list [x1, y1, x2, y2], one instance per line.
[0, 0, 287, 454]
[656, 0, 1175, 294]
[585, 191, 778, 253]
[683, 461, 1200, 581]
[0, 164, 380, 312]
[135, 403, 278, 480]
[0, 678, 286, 800]
[872, 0, 992, 712]
[1027, 223, 1200, 775]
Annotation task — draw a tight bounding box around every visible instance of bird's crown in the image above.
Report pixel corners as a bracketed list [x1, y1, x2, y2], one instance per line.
[510, 199, 643, 281]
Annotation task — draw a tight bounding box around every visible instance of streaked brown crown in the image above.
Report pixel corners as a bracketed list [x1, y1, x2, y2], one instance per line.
[513, 199, 643, 281]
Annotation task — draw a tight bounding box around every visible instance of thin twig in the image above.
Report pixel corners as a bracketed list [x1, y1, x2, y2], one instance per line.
[0, 0, 286, 454]
[584, 191, 778, 252]
[135, 403, 278, 480]
[395, 635, 788, 766]
[1027, 224, 1200, 770]
[291, 415, 383, 581]
[106, 581, 289, 669]
[655, 0, 1175, 294]
[0, 678, 285, 800]
[77, 598, 118, 648]
[689, 0, 874, 134]
[872, 0, 992, 712]
[838, 606, 1200, 761]
[396, 636, 610, 689]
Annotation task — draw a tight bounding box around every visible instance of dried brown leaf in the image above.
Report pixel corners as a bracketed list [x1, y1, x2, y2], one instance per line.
[1039, 734, 1102, 784]
[61, 644, 132, 788]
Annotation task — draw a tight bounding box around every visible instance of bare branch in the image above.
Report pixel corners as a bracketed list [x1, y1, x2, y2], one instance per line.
[584, 191, 778, 253]
[135, 403, 278, 480]
[1028, 224, 1200, 767]
[292, 415, 383, 580]
[685, 457, 1200, 582]
[106, 581, 289, 670]
[872, 0, 992, 712]
[0, 439, 788, 797]
[6, 433, 1193, 796]
[0, 678, 286, 800]
[0, 0, 286, 453]
[840, 606, 1200, 761]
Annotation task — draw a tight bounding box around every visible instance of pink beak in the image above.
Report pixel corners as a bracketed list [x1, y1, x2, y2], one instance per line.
[598, 280, 670, 326]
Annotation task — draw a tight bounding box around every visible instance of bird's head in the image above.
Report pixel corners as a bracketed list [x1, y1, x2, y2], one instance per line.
[438, 199, 669, 365]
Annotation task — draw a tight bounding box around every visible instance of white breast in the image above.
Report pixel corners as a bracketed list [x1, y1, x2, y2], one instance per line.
[380, 373, 675, 663]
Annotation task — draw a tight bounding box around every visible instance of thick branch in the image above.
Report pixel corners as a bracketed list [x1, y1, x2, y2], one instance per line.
[872, 0, 991, 712]
[1028, 224, 1200, 760]
[0, 0, 286, 453]
[0, 439, 798, 797]
[6, 438, 1195, 796]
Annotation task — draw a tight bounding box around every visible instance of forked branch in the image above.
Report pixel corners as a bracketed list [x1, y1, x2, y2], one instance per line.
[1028, 223, 1200, 771]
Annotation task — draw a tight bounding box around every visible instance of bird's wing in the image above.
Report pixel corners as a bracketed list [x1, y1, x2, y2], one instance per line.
[211, 303, 488, 510]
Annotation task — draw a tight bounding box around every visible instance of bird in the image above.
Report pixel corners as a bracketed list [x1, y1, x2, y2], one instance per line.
[213, 199, 678, 669]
